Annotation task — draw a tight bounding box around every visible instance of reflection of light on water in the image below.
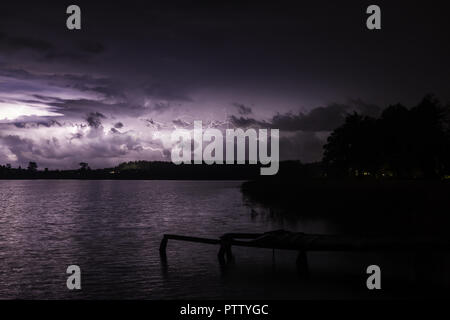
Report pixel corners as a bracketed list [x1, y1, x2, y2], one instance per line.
[1, 180, 449, 299]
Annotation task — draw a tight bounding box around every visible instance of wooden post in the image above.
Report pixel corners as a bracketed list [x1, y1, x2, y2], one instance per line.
[218, 236, 234, 264]
[218, 244, 226, 265]
[159, 236, 168, 257]
[225, 244, 234, 263]
[296, 250, 309, 276]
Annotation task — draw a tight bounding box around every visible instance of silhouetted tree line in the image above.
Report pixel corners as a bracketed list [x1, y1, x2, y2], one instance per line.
[324, 95, 450, 179]
[0, 159, 324, 180]
[0, 161, 263, 180]
[0, 161, 103, 179]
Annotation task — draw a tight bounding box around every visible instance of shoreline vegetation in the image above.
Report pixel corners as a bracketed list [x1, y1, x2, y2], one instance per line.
[0, 159, 321, 180]
[0, 160, 264, 180]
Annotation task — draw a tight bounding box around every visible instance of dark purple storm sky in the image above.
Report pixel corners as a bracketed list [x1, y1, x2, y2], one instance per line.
[1, 1, 449, 168]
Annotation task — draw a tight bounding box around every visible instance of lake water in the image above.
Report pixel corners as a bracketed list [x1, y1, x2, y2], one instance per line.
[0, 180, 447, 299]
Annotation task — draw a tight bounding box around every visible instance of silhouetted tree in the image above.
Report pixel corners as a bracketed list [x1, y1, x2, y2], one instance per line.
[27, 162, 38, 172]
[323, 113, 380, 177]
[324, 95, 450, 178]
[79, 162, 89, 171]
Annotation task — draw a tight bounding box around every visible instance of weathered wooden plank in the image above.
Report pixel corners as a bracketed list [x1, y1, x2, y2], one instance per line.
[159, 231, 450, 275]
[159, 234, 221, 256]
[161, 232, 450, 253]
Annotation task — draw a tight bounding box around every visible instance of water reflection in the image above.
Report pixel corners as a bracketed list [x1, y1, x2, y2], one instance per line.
[0, 180, 448, 299]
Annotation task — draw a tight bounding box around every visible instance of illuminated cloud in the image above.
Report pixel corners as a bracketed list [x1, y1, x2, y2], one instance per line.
[0, 101, 63, 121]
[1, 2, 449, 168]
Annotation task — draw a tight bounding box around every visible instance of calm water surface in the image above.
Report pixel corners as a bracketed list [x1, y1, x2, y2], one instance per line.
[0, 180, 446, 299]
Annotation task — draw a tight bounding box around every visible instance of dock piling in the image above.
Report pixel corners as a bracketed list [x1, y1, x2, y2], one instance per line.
[159, 236, 168, 257]
[159, 231, 450, 275]
[218, 236, 234, 264]
[296, 250, 309, 276]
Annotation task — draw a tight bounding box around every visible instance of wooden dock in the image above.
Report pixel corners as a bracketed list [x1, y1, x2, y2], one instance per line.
[159, 230, 450, 274]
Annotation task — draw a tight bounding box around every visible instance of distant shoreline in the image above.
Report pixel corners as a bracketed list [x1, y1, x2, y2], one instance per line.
[0, 177, 249, 181]
[0, 160, 306, 180]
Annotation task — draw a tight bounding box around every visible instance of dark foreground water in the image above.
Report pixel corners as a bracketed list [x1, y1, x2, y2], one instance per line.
[0, 180, 448, 299]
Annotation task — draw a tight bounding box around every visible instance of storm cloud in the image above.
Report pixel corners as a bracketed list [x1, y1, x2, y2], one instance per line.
[233, 103, 253, 116]
[229, 100, 381, 132]
[1, 1, 449, 168]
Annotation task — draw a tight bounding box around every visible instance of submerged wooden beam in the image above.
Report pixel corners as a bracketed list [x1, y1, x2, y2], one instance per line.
[159, 234, 221, 256]
[296, 250, 309, 276]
